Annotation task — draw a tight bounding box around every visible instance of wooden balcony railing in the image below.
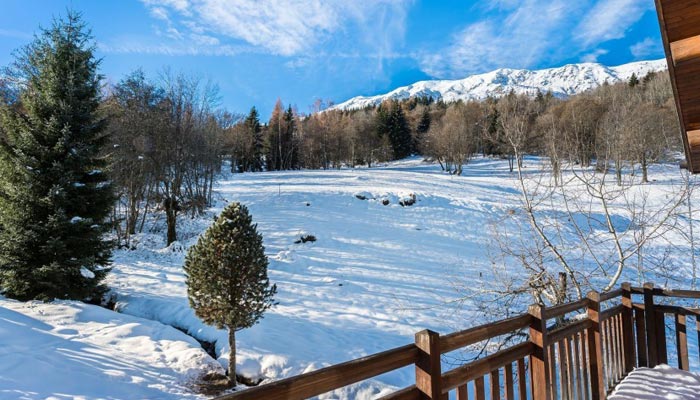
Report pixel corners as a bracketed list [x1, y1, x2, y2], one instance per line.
[217, 282, 700, 400]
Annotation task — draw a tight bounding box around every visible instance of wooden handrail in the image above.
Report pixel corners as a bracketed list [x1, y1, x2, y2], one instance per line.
[217, 343, 420, 400]
[440, 313, 531, 353]
[440, 342, 534, 392]
[220, 282, 700, 400]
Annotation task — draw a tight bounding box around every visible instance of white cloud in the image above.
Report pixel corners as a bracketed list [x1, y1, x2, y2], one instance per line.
[419, 0, 654, 78]
[575, 0, 653, 46]
[419, 0, 577, 78]
[581, 49, 609, 63]
[630, 37, 660, 59]
[139, 0, 411, 58]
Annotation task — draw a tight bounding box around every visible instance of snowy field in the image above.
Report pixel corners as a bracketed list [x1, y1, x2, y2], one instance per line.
[1, 157, 698, 399]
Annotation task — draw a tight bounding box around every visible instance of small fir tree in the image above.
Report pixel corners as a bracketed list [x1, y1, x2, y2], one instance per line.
[0, 12, 114, 301]
[184, 202, 276, 385]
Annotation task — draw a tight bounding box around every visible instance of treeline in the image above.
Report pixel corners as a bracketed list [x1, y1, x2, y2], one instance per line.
[227, 72, 679, 184]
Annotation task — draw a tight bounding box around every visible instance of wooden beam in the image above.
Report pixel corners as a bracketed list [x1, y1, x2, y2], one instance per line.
[672, 35, 700, 65]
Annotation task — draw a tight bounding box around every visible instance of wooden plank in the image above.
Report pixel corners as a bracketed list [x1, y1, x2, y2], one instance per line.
[676, 314, 689, 371]
[600, 304, 624, 322]
[378, 386, 421, 400]
[528, 304, 551, 400]
[656, 311, 668, 365]
[441, 342, 534, 392]
[565, 338, 576, 400]
[581, 330, 590, 400]
[504, 363, 515, 400]
[517, 358, 527, 400]
[599, 288, 623, 302]
[221, 343, 420, 400]
[587, 291, 605, 400]
[490, 369, 500, 400]
[572, 332, 584, 400]
[558, 341, 569, 400]
[440, 314, 532, 353]
[543, 298, 589, 319]
[615, 314, 624, 381]
[457, 384, 468, 400]
[621, 283, 636, 373]
[548, 319, 593, 343]
[635, 308, 648, 367]
[643, 283, 659, 367]
[475, 376, 485, 400]
[415, 330, 444, 400]
[548, 344, 558, 400]
[672, 35, 700, 65]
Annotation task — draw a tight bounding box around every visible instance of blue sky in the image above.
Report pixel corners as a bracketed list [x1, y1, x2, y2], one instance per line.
[0, 0, 664, 118]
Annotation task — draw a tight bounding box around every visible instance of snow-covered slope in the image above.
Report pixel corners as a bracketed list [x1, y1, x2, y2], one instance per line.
[331, 60, 667, 110]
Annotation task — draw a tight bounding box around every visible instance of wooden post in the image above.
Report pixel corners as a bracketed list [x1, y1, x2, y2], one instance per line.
[676, 314, 689, 371]
[620, 283, 636, 373]
[587, 291, 605, 400]
[415, 329, 445, 400]
[528, 304, 551, 400]
[643, 283, 659, 367]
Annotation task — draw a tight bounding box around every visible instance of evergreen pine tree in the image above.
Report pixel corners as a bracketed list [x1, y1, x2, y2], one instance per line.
[282, 105, 299, 169]
[387, 102, 412, 159]
[244, 107, 264, 172]
[184, 202, 276, 385]
[415, 108, 431, 154]
[0, 12, 114, 301]
[628, 73, 640, 87]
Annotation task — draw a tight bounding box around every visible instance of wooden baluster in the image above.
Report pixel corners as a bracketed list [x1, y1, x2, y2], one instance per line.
[517, 358, 527, 400]
[581, 331, 590, 400]
[457, 384, 469, 400]
[490, 370, 500, 400]
[643, 283, 659, 367]
[573, 332, 584, 400]
[616, 314, 624, 380]
[505, 363, 515, 400]
[602, 319, 610, 389]
[634, 307, 647, 367]
[656, 311, 668, 365]
[621, 283, 636, 373]
[529, 304, 551, 400]
[549, 344, 558, 400]
[676, 313, 689, 370]
[697, 317, 700, 365]
[558, 341, 569, 400]
[587, 291, 605, 400]
[415, 329, 445, 400]
[565, 337, 575, 400]
[475, 376, 486, 400]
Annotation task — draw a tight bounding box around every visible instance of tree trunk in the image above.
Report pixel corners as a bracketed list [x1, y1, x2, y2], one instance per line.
[165, 198, 177, 245]
[641, 154, 648, 183]
[228, 328, 237, 386]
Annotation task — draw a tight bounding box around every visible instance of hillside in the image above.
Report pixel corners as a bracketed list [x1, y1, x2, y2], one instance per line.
[331, 60, 667, 111]
[2, 157, 691, 399]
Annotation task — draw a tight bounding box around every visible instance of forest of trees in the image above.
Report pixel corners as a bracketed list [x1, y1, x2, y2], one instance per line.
[0, 14, 682, 257]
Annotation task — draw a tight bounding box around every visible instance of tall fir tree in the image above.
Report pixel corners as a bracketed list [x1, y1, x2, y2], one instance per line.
[0, 12, 114, 301]
[245, 107, 264, 172]
[386, 101, 413, 159]
[184, 202, 276, 385]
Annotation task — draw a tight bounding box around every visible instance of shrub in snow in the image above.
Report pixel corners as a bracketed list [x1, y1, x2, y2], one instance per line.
[0, 13, 113, 301]
[184, 202, 276, 386]
[294, 234, 317, 244]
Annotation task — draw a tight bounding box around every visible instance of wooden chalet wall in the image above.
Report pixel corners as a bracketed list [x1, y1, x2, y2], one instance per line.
[655, 0, 700, 172]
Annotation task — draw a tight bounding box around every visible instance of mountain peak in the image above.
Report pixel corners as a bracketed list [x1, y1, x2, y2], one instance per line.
[330, 59, 667, 111]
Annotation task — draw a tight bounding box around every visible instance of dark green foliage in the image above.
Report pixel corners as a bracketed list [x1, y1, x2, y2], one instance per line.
[266, 100, 298, 171]
[184, 202, 276, 330]
[184, 202, 276, 382]
[628, 73, 639, 87]
[0, 12, 114, 301]
[376, 101, 413, 160]
[248, 107, 265, 172]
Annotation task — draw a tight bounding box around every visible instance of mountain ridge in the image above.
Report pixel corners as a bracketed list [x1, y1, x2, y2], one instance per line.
[330, 59, 668, 111]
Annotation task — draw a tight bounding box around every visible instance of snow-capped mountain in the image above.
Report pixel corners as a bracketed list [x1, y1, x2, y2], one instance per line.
[331, 59, 668, 111]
